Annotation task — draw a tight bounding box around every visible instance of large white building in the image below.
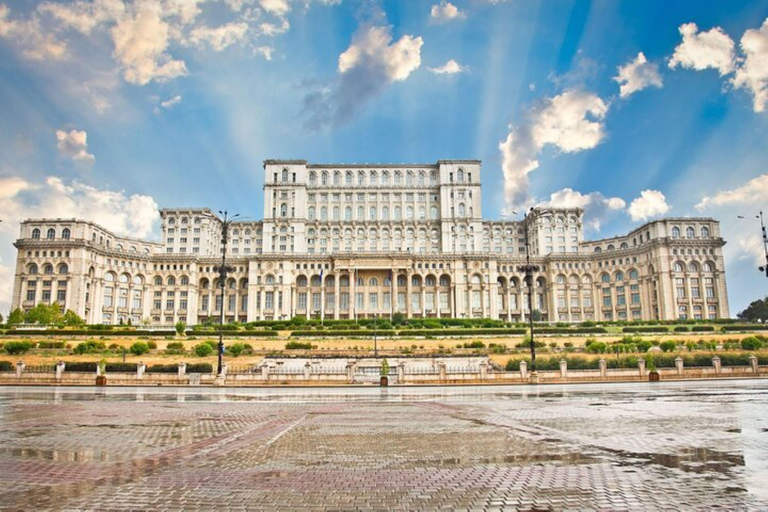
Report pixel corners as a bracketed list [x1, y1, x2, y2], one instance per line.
[11, 159, 729, 324]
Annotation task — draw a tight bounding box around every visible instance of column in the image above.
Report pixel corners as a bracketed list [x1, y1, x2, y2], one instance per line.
[351, 270, 357, 321]
[406, 270, 412, 318]
[334, 271, 340, 320]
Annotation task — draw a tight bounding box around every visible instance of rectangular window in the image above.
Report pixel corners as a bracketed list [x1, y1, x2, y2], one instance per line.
[383, 292, 391, 309]
[154, 299, 162, 310]
[340, 292, 349, 310]
[104, 287, 114, 307]
[472, 291, 481, 309]
[265, 291, 274, 309]
[509, 293, 517, 309]
[326, 292, 334, 310]
[425, 293, 434, 311]
[557, 294, 566, 308]
[631, 293, 640, 304]
[228, 295, 236, 312]
[255, 292, 261, 309]
[166, 299, 175, 310]
[298, 292, 307, 310]
[397, 292, 406, 311]
[411, 292, 421, 310]
[570, 295, 579, 308]
[201, 295, 209, 311]
[440, 292, 449, 310]
[241, 295, 247, 312]
[57, 289, 66, 303]
[312, 292, 321, 311]
[180, 299, 188, 310]
[356, 292, 364, 309]
[369, 293, 378, 309]
[118, 289, 128, 308]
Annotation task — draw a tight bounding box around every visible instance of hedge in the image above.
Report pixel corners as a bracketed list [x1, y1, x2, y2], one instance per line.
[622, 326, 670, 333]
[534, 327, 608, 334]
[3, 329, 176, 336]
[504, 352, 761, 372]
[146, 363, 213, 373]
[0, 361, 13, 371]
[692, 326, 716, 332]
[721, 325, 768, 332]
[291, 330, 394, 337]
[396, 328, 527, 337]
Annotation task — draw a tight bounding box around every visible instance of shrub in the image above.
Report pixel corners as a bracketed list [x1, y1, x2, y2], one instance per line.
[175, 321, 186, 335]
[635, 340, 653, 353]
[741, 337, 763, 350]
[64, 361, 98, 372]
[194, 343, 214, 357]
[73, 340, 106, 354]
[147, 364, 178, 373]
[692, 325, 715, 332]
[105, 362, 138, 372]
[0, 361, 14, 371]
[166, 342, 186, 354]
[4, 341, 33, 354]
[659, 341, 677, 353]
[286, 341, 313, 350]
[147, 341, 157, 350]
[228, 343, 246, 357]
[623, 326, 669, 333]
[586, 341, 607, 354]
[130, 342, 150, 356]
[674, 326, 690, 332]
[186, 363, 213, 373]
[37, 341, 66, 349]
[722, 324, 768, 332]
[463, 340, 485, 349]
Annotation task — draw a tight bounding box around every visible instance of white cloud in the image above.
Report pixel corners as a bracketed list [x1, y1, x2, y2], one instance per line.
[259, 0, 290, 17]
[500, 90, 609, 210]
[696, 173, 768, 210]
[110, 1, 188, 85]
[55, 129, 96, 164]
[614, 52, 663, 98]
[304, 24, 423, 129]
[539, 188, 625, 232]
[0, 176, 36, 199]
[259, 18, 289, 37]
[732, 18, 768, 113]
[430, 1, 465, 23]
[0, 176, 159, 239]
[669, 22, 736, 75]
[153, 94, 182, 114]
[38, 0, 124, 35]
[428, 59, 464, 75]
[0, 4, 67, 60]
[627, 189, 671, 221]
[254, 45, 273, 60]
[338, 25, 422, 81]
[188, 22, 249, 51]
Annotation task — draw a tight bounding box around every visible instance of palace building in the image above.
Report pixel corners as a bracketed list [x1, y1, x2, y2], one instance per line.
[10, 159, 730, 324]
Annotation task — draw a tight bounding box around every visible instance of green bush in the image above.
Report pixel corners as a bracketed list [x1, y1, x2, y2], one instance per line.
[186, 363, 213, 373]
[227, 343, 246, 357]
[674, 326, 690, 332]
[37, 341, 66, 349]
[463, 340, 485, 349]
[105, 363, 138, 372]
[692, 325, 715, 332]
[0, 361, 14, 371]
[147, 364, 179, 373]
[175, 321, 186, 335]
[659, 341, 677, 352]
[286, 341, 313, 350]
[722, 324, 768, 332]
[73, 340, 106, 354]
[64, 361, 98, 372]
[635, 340, 653, 352]
[4, 341, 34, 354]
[741, 337, 763, 350]
[166, 342, 186, 354]
[623, 326, 669, 333]
[194, 343, 214, 357]
[147, 341, 157, 350]
[130, 342, 150, 356]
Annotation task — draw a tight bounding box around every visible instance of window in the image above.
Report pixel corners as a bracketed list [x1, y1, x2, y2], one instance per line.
[686, 227, 695, 239]
[62, 228, 70, 239]
[46, 228, 55, 239]
[672, 227, 680, 238]
[32, 228, 40, 240]
[674, 262, 684, 272]
[701, 226, 710, 238]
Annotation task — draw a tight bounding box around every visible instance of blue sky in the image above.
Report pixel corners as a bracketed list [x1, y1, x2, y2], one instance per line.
[0, 0, 767, 316]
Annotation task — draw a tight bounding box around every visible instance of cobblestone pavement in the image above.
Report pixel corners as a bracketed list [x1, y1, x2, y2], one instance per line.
[1, 381, 767, 510]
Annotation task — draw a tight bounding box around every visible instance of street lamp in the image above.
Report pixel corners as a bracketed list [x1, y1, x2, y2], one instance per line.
[515, 208, 540, 373]
[737, 212, 768, 277]
[213, 210, 240, 377]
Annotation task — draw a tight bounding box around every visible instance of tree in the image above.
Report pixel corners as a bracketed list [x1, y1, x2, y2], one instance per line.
[24, 303, 63, 325]
[7, 308, 24, 325]
[737, 297, 768, 322]
[63, 310, 85, 326]
[175, 321, 186, 335]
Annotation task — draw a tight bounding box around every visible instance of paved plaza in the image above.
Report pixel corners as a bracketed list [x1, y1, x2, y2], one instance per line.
[0, 381, 767, 510]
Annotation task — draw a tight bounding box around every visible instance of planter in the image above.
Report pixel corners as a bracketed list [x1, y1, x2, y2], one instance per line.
[96, 375, 107, 386]
[648, 371, 660, 382]
[380, 376, 389, 387]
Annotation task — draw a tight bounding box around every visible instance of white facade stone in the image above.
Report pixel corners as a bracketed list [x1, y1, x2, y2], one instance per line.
[10, 160, 729, 324]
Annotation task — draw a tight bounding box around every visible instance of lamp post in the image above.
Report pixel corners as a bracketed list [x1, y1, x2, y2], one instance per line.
[516, 208, 541, 373]
[213, 210, 239, 377]
[737, 211, 768, 277]
[374, 313, 378, 357]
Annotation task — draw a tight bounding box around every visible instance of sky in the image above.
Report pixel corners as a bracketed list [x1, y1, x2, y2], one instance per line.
[0, 0, 767, 317]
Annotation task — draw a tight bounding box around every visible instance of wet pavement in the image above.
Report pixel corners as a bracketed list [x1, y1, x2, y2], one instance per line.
[0, 381, 767, 510]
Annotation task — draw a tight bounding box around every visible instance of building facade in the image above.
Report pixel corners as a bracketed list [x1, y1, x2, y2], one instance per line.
[11, 160, 730, 324]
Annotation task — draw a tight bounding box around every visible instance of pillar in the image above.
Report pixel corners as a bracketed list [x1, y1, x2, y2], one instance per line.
[598, 359, 606, 378]
[304, 361, 311, 380]
[675, 356, 684, 376]
[55, 361, 65, 381]
[750, 354, 758, 373]
[712, 356, 721, 374]
[16, 361, 25, 378]
[519, 360, 528, 380]
[178, 362, 186, 378]
[438, 361, 446, 381]
[137, 362, 146, 380]
[638, 357, 646, 377]
[261, 364, 270, 380]
[559, 359, 567, 379]
[479, 361, 488, 380]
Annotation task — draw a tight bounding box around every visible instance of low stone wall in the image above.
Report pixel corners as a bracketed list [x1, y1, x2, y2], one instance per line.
[2, 356, 767, 386]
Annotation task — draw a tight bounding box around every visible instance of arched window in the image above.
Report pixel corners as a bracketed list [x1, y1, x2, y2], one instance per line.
[345, 206, 352, 221]
[471, 274, 481, 284]
[200, 278, 210, 289]
[308, 206, 316, 220]
[321, 172, 328, 185]
[629, 269, 638, 280]
[394, 172, 402, 185]
[333, 206, 340, 220]
[671, 227, 680, 238]
[340, 275, 350, 287]
[167, 276, 176, 286]
[686, 227, 695, 239]
[28, 263, 38, 274]
[46, 228, 55, 239]
[280, 203, 288, 217]
[425, 275, 436, 286]
[297, 276, 308, 287]
[688, 262, 699, 272]
[382, 206, 389, 220]
[62, 228, 70, 240]
[458, 203, 466, 217]
[345, 171, 353, 185]
[430, 171, 437, 185]
[418, 172, 425, 186]
[281, 169, 288, 182]
[406, 206, 414, 220]
[369, 206, 376, 220]
[601, 273, 610, 283]
[58, 263, 68, 275]
[620, 242, 628, 250]
[704, 262, 714, 272]
[674, 262, 684, 272]
[357, 206, 364, 219]
[394, 206, 402, 220]
[430, 206, 438, 219]
[418, 206, 425, 220]
[406, 172, 414, 186]
[333, 171, 340, 185]
[397, 275, 406, 286]
[615, 271, 623, 282]
[154, 276, 162, 285]
[133, 275, 143, 285]
[265, 275, 275, 285]
[309, 172, 317, 185]
[607, 244, 615, 251]
[369, 277, 378, 286]
[180, 276, 189, 285]
[370, 171, 377, 185]
[32, 228, 40, 240]
[457, 169, 464, 182]
[439, 275, 450, 286]
[411, 275, 422, 287]
[382, 172, 389, 184]
[358, 171, 365, 185]
[594, 247, 602, 253]
[701, 226, 710, 238]
[43, 263, 53, 275]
